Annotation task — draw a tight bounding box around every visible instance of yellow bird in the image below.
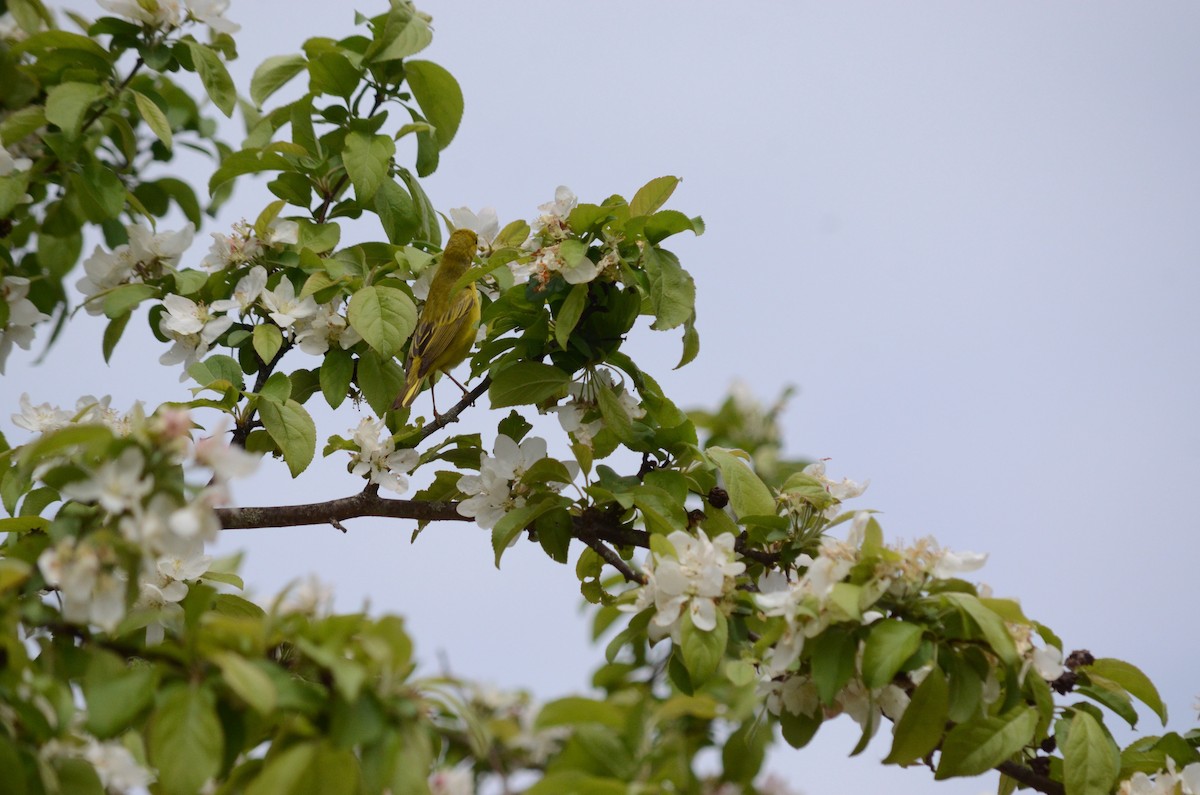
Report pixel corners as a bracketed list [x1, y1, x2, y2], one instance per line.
[393, 228, 482, 411]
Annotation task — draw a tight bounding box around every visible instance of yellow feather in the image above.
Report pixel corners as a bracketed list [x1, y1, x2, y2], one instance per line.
[394, 229, 481, 410]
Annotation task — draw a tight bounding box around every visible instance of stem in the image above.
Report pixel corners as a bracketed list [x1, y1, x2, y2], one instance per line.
[398, 375, 491, 448]
[230, 340, 292, 448]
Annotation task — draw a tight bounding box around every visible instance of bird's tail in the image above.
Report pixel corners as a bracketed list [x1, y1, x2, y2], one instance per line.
[393, 364, 423, 409]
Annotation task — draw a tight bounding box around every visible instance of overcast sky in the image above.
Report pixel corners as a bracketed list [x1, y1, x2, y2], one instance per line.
[5, 2, 1200, 793]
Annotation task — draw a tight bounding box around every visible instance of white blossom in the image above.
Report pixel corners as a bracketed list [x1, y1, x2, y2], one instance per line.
[0, 146, 32, 175]
[449, 206, 500, 250]
[548, 370, 644, 447]
[128, 222, 194, 269]
[76, 245, 136, 314]
[930, 547, 988, 579]
[628, 530, 745, 641]
[1030, 645, 1064, 681]
[294, 299, 361, 355]
[200, 222, 264, 271]
[278, 573, 335, 616]
[97, 0, 183, 29]
[456, 435, 560, 530]
[532, 185, 577, 238]
[11, 393, 71, 433]
[759, 674, 818, 718]
[209, 265, 267, 314]
[428, 767, 474, 795]
[348, 417, 419, 494]
[167, 499, 221, 543]
[81, 737, 155, 790]
[800, 460, 869, 518]
[193, 433, 261, 483]
[158, 294, 233, 373]
[261, 278, 318, 329]
[186, 0, 239, 34]
[60, 446, 152, 515]
[0, 276, 50, 373]
[38, 538, 127, 631]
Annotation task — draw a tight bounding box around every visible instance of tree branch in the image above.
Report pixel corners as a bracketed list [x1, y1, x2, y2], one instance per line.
[217, 491, 468, 529]
[399, 375, 492, 447]
[996, 762, 1064, 795]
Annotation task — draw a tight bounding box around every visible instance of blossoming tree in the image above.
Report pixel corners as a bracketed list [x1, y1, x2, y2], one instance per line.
[0, 1, 1196, 794]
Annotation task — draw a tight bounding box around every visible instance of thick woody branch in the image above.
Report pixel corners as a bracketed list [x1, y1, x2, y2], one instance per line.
[217, 491, 468, 530]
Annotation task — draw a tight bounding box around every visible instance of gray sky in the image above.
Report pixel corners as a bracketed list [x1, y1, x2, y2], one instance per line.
[5, 2, 1200, 793]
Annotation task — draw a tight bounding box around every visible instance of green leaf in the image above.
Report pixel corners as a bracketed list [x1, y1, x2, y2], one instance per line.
[536, 506, 573, 563]
[680, 609, 727, 685]
[676, 315, 699, 369]
[0, 106, 46, 146]
[347, 285, 417, 358]
[809, 627, 858, 706]
[250, 54, 307, 107]
[103, 312, 129, 362]
[630, 175, 679, 217]
[253, 323, 284, 364]
[131, 89, 172, 149]
[594, 374, 635, 447]
[84, 658, 158, 738]
[259, 399, 316, 477]
[307, 52, 361, 99]
[356, 351, 405, 416]
[939, 592, 1020, 667]
[70, 159, 125, 223]
[491, 496, 568, 567]
[320, 349, 354, 409]
[185, 41, 237, 117]
[373, 179, 419, 245]
[555, 283, 588, 350]
[212, 652, 277, 715]
[405, 60, 463, 149]
[148, 685, 224, 795]
[245, 742, 316, 795]
[259, 371, 292, 403]
[706, 447, 775, 518]
[1063, 710, 1120, 795]
[935, 706, 1037, 779]
[536, 697, 626, 730]
[1084, 658, 1168, 726]
[369, 10, 432, 62]
[884, 667, 949, 765]
[643, 246, 695, 330]
[861, 620, 924, 689]
[779, 709, 822, 749]
[45, 81, 105, 136]
[343, 132, 396, 203]
[489, 362, 571, 408]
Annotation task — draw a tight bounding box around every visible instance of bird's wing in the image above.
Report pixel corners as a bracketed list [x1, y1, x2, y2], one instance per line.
[410, 288, 477, 378]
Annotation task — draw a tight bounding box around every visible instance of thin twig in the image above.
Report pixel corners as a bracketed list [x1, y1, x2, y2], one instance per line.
[577, 533, 645, 585]
[400, 375, 491, 447]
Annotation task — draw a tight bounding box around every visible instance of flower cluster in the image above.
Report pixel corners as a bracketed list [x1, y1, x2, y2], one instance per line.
[97, 0, 239, 35]
[779, 459, 869, 522]
[1117, 759, 1200, 795]
[201, 218, 298, 271]
[627, 530, 745, 641]
[13, 393, 142, 436]
[456, 434, 564, 530]
[466, 684, 570, 768]
[755, 513, 989, 677]
[42, 736, 155, 791]
[29, 406, 258, 638]
[348, 417, 419, 494]
[548, 369, 644, 448]
[0, 276, 50, 374]
[77, 222, 195, 314]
